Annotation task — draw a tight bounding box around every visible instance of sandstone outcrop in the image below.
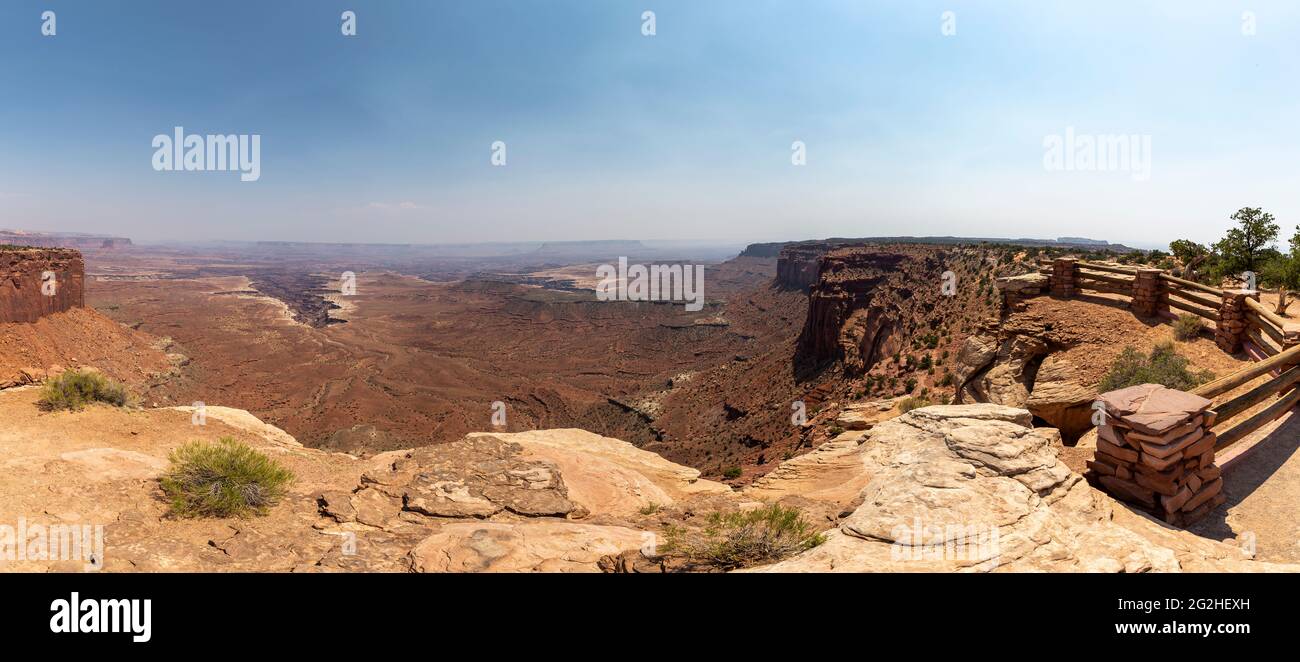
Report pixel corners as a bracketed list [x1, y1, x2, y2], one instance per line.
[954, 314, 1102, 443]
[0, 248, 84, 323]
[0, 390, 715, 573]
[1025, 354, 1097, 442]
[409, 521, 648, 573]
[833, 397, 904, 431]
[1, 377, 1287, 573]
[956, 331, 1047, 407]
[746, 404, 1286, 572]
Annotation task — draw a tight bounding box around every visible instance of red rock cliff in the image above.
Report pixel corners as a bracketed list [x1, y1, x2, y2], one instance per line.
[776, 244, 833, 290]
[796, 245, 1000, 376]
[0, 248, 86, 323]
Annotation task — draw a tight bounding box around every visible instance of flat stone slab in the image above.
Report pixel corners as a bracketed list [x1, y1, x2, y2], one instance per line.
[1099, 384, 1212, 435]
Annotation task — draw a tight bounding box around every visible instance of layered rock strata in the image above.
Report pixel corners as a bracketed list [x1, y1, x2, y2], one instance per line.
[0, 248, 85, 323]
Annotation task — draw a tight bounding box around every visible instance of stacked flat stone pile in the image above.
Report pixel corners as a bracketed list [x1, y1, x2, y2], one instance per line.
[1050, 258, 1076, 297]
[1215, 290, 1253, 353]
[1130, 268, 1162, 317]
[1085, 384, 1224, 527]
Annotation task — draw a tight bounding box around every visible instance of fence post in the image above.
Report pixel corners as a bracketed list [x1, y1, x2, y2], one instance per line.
[1215, 290, 1254, 353]
[1131, 268, 1161, 317]
[1086, 384, 1221, 527]
[1051, 258, 1076, 298]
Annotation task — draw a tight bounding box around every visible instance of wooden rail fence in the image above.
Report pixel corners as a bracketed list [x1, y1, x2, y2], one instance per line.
[1026, 256, 1300, 466]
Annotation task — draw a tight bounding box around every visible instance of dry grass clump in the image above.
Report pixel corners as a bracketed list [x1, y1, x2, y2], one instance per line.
[1172, 313, 1204, 340]
[38, 369, 132, 411]
[898, 396, 933, 413]
[160, 437, 294, 518]
[661, 503, 825, 570]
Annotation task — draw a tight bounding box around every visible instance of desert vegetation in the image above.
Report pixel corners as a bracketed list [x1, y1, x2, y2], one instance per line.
[1099, 341, 1215, 392]
[38, 369, 132, 411]
[160, 437, 294, 518]
[660, 503, 826, 570]
[1169, 207, 1300, 314]
[898, 396, 932, 413]
[1172, 313, 1204, 340]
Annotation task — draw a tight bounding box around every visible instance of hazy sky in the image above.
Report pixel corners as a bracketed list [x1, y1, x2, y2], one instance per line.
[2, 1, 1299, 248]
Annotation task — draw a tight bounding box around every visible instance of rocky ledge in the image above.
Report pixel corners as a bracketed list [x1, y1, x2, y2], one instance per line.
[747, 404, 1281, 572]
[0, 384, 1283, 573]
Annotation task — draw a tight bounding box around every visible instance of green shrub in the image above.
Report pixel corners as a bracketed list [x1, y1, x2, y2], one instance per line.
[722, 466, 743, 480]
[38, 369, 131, 411]
[638, 502, 662, 516]
[898, 396, 932, 413]
[160, 437, 294, 518]
[1099, 342, 1215, 392]
[661, 503, 826, 570]
[1172, 314, 1204, 340]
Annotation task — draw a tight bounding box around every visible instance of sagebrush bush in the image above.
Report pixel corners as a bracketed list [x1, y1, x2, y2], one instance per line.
[160, 437, 294, 518]
[1099, 342, 1215, 392]
[898, 396, 932, 413]
[38, 369, 131, 411]
[1172, 314, 1204, 341]
[661, 503, 825, 570]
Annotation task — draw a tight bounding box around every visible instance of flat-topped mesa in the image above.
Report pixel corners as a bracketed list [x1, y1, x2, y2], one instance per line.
[775, 243, 835, 290]
[0, 247, 85, 323]
[0, 230, 132, 250]
[1085, 383, 1223, 527]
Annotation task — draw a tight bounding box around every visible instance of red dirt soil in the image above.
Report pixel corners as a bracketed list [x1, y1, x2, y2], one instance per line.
[0, 307, 172, 389]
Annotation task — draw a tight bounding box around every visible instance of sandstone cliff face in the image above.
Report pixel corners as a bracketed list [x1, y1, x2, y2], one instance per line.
[775, 243, 830, 290]
[796, 245, 997, 376]
[0, 248, 85, 323]
[799, 250, 903, 371]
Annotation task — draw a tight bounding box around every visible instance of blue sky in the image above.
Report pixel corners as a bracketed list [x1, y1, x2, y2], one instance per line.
[2, 1, 1299, 248]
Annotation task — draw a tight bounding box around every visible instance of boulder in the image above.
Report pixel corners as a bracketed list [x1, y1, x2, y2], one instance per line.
[994, 272, 1048, 294]
[833, 397, 904, 431]
[1026, 355, 1098, 444]
[744, 404, 1285, 572]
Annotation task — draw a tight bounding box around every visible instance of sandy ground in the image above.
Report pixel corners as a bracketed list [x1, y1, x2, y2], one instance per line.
[1186, 411, 1300, 563]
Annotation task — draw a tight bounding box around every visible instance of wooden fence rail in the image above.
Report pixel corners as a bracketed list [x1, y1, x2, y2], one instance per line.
[1026, 255, 1300, 464]
[1208, 365, 1300, 422]
[1075, 270, 1133, 287]
[1076, 260, 1138, 276]
[1192, 342, 1300, 399]
[1159, 272, 1224, 297]
[1215, 384, 1300, 452]
[1164, 287, 1220, 311]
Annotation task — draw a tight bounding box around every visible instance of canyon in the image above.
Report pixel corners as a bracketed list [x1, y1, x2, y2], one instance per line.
[4, 236, 1298, 572]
